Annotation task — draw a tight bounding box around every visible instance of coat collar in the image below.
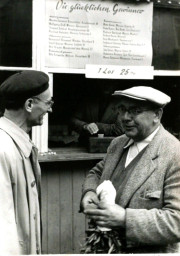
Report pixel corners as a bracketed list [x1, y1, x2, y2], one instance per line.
[0, 117, 33, 158]
[119, 125, 165, 208]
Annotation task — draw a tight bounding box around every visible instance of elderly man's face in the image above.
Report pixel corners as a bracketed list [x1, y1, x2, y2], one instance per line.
[29, 88, 53, 127]
[119, 98, 160, 141]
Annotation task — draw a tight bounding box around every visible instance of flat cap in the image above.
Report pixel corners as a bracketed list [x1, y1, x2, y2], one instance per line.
[112, 86, 171, 107]
[0, 70, 49, 101]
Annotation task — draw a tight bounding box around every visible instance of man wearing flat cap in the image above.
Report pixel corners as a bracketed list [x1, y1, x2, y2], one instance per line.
[80, 86, 180, 253]
[0, 70, 53, 254]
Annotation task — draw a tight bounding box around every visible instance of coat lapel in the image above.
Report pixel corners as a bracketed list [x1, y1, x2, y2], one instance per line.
[119, 126, 164, 208]
[100, 136, 130, 181]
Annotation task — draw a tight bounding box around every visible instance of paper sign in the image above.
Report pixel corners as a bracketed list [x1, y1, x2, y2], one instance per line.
[86, 65, 154, 79]
[45, 0, 153, 69]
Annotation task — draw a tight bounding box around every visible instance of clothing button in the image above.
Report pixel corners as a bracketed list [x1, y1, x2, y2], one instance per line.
[33, 214, 36, 220]
[31, 180, 36, 187]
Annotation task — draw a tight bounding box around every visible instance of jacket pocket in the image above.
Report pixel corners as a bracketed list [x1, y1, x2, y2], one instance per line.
[136, 190, 162, 209]
[144, 190, 161, 199]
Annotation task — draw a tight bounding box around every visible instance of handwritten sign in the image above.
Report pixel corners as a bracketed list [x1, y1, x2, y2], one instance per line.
[85, 65, 154, 79]
[45, 0, 153, 69]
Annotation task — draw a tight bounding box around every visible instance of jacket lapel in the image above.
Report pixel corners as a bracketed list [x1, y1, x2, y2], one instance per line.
[100, 136, 130, 181]
[119, 126, 164, 208]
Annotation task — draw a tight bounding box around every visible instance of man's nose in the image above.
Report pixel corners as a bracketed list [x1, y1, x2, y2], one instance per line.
[47, 107, 53, 113]
[122, 110, 132, 120]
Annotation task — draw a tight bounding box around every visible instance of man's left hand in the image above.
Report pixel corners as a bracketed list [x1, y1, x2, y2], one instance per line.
[84, 202, 126, 229]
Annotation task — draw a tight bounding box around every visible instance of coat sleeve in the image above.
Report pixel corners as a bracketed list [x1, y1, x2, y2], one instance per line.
[82, 158, 105, 194]
[125, 147, 180, 245]
[69, 116, 87, 133]
[69, 102, 87, 133]
[0, 150, 20, 254]
[96, 115, 123, 136]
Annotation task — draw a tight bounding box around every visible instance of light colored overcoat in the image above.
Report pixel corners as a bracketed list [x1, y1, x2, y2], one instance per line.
[83, 125, 180, 253]
[0, 117, 41, 255]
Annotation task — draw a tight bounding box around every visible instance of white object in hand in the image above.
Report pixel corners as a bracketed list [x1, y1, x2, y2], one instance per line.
[96, 180, 116, 231]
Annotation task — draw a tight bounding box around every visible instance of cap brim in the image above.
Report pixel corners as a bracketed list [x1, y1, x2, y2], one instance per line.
[112, 92, 147, 101]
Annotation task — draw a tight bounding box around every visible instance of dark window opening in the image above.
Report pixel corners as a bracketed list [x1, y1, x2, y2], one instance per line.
[49, 74, 180, 147]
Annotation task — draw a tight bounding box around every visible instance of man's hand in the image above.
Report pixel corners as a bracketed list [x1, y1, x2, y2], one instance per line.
[84, 202, 126, 229]
[83, 123, 99, 135]
[81, 191, 100, 212]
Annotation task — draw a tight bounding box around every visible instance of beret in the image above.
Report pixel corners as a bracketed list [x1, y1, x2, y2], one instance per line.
[112, 86, 171, 107]
[0, 70, 49, 101]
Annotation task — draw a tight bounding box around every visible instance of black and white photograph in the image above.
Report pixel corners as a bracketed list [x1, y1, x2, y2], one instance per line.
[0, 0, 180, 254]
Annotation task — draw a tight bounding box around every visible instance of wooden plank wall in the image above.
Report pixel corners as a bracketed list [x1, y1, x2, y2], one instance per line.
[40, 160, 98, 254]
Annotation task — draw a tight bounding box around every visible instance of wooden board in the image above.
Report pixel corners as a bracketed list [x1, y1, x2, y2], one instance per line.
[40, 160, 99, 254]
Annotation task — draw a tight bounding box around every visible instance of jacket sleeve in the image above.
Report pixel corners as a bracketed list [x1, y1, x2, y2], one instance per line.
[0, 150, 20, 254]
[69, 116, 87, 133]
[69, 101, 88, 133]
[82, 158, 105, 194]
[125, 148, 180, 245]
[96, 114, 123, 136]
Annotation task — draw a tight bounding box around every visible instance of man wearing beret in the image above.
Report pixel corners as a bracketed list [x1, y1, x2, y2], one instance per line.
[0, 70, 53, 254]
[81, 86, 180, 253]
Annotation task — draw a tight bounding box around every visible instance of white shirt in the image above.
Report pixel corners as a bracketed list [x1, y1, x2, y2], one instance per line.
[124, 126, 160, 168]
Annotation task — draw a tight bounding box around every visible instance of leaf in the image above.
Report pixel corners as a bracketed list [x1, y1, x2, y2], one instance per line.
[108, 237, 112, 248]
[88, 236, 95, 244]
[88, 232, 96, 242]
[85, 246, 92, 253]
[93, 235, 101, 245]
[108, 243, 115, 254]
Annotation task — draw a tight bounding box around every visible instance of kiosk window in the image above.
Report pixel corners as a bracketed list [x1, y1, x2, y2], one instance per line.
[48, 74, 180, 147]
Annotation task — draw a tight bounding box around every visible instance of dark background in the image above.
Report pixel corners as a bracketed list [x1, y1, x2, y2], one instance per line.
[51, 74, 180, 133]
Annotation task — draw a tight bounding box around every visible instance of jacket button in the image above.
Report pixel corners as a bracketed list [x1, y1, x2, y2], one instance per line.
[31, 180, 36, 187]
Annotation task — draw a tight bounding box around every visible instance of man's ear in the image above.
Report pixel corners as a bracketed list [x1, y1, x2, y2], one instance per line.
[154, 108, 163, 123]
[25, 98, 33, 112]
